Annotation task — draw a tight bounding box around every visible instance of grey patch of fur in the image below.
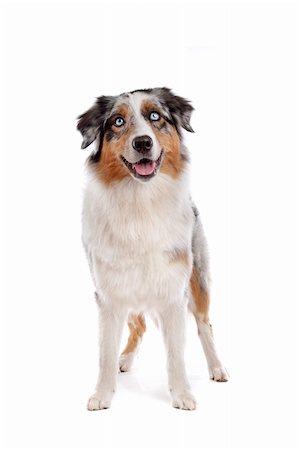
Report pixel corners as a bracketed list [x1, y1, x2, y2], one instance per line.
[77, 96, 117, 149]
[94, 291, 101, 307]
[180, 143, 190, 162]
[150, 87, 194, 133]
[191, 201, 210, 294]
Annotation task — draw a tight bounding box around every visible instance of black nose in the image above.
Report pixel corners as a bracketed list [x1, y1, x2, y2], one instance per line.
[132, 135, 153, 154]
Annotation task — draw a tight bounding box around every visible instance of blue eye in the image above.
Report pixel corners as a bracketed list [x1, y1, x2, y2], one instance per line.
[114, 117, 124, 127]
[150, 111, 160, 121]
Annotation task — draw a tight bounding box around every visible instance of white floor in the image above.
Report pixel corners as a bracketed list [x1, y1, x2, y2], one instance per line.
[3, 310, 299, 450]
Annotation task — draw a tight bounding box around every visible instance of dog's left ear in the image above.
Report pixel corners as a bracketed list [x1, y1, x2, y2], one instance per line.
[155, 87, 194, 133]
[77, 96, 115, 149]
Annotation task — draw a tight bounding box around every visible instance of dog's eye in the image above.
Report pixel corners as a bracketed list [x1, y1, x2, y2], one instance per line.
[114, 117, 125, 127]
[149, 111, 160, 121]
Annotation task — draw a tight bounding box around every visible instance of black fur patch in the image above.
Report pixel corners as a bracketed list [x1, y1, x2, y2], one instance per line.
[77, 96, 116, 160]
[192, 203, 199, 219]
[129, 88, 154, 95]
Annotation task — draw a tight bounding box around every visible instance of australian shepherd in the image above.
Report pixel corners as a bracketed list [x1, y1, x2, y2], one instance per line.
[77, 87, 228, 411]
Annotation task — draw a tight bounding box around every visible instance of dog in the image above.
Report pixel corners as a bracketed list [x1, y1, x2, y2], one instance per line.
[77, 87, 228, 411]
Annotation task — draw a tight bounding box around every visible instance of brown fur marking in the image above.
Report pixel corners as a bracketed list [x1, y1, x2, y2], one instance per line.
[110, 104, 130, 132]
[96, 136, 130, 185]
[168, 249, 190, 267]
[159, 130, 185, 179]
[141, 99, 159, 113]
[121, 314, 146, 355]
[190, 265, 210, 324]
[94, 103, 133, 185]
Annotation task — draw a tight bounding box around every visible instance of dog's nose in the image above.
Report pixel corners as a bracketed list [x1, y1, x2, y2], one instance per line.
[132, 135, 153, 154]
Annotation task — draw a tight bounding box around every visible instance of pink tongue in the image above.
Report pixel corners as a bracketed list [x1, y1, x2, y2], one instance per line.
[133, 161, 156, 176]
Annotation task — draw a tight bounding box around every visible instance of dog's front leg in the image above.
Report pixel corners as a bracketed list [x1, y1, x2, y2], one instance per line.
[87, 300, 126, 411]
[159, 303, 196, 410]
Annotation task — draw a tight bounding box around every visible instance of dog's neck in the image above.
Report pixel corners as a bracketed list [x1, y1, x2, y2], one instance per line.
[86, 165, 190, 211]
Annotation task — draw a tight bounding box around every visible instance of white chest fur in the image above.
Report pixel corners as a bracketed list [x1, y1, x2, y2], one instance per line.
[82, 171, 193, 310]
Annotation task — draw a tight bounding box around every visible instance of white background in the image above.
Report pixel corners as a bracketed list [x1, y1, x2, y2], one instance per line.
[2, 0, 299, 449]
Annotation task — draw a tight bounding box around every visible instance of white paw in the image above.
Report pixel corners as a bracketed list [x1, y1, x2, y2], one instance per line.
[171, 390, 197, 411]
[87, 392, 113, 411]
[210, 366, 229, 382]
[119, 352, 134, 372]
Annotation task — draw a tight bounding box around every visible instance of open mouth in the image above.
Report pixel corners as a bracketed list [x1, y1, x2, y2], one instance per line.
[121, 151, 163, 181]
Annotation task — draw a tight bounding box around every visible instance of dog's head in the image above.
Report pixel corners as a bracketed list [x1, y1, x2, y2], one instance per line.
[77, 88, 194, 184]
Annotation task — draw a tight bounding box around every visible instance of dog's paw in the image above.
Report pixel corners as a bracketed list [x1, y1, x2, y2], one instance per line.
[171, 390, 197, 411]
[87, 393, 112, 411]
[119, 352, 134, 372]
[210, 366, 229, 382]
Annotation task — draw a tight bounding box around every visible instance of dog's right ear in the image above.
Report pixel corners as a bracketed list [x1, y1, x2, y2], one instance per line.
[77, 96, 115, 149]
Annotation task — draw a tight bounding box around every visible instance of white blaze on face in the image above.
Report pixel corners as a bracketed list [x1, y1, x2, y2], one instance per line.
[127, 92, 161, 160]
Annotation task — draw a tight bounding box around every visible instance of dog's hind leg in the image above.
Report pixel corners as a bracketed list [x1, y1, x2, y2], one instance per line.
[119, 313, 146, 372]
[190, 205, 229, 381]
[189, 266, 229, 382]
